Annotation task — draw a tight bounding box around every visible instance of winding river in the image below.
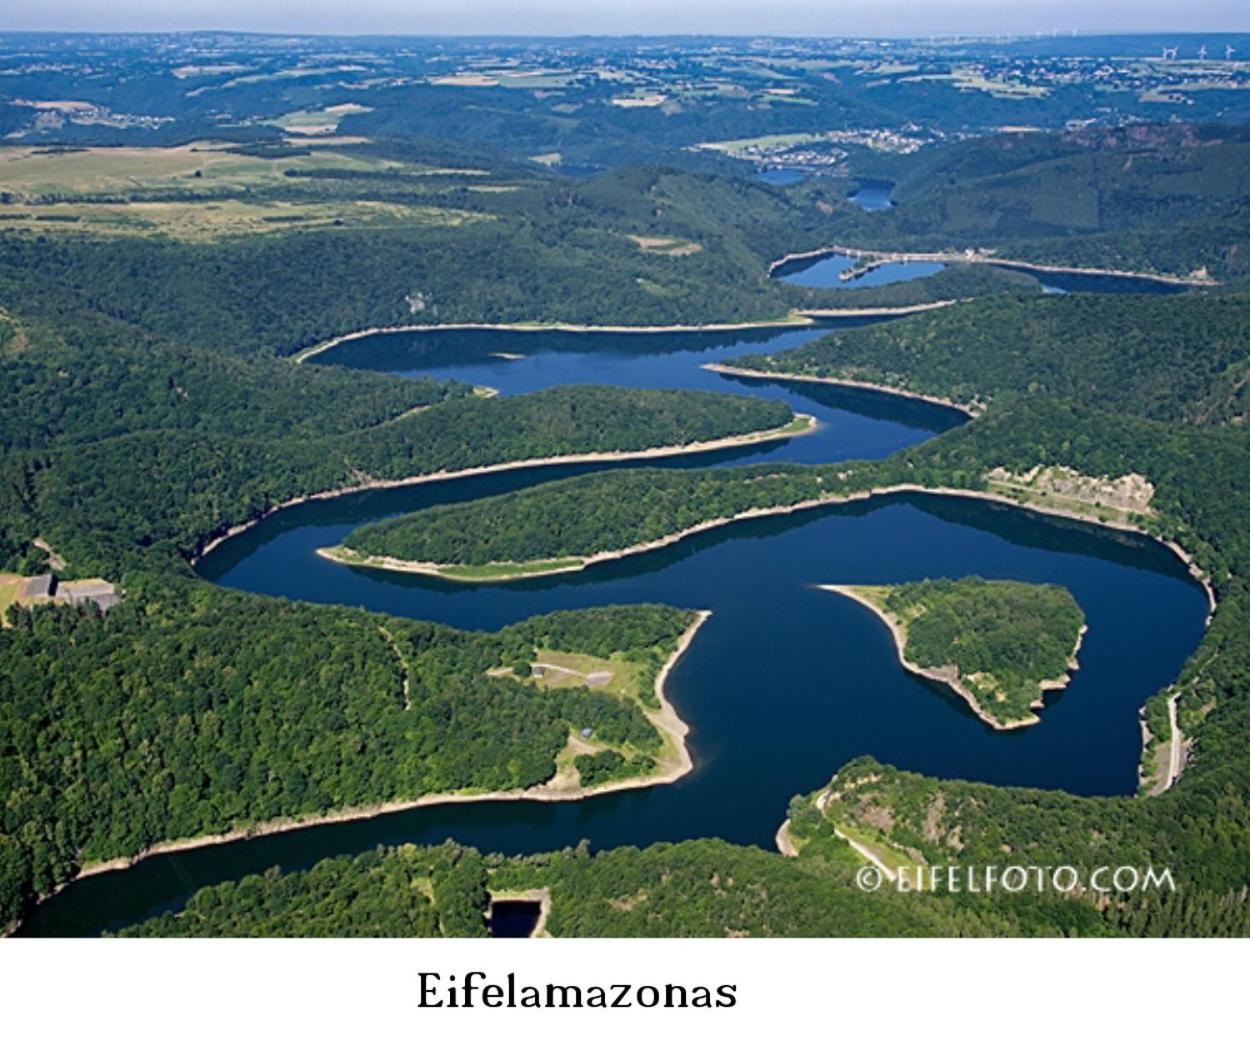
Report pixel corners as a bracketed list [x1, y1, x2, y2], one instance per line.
[18, 306, 1209, 936]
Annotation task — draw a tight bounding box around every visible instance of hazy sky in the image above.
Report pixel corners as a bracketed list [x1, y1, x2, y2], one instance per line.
[0, 1, 1245, 37]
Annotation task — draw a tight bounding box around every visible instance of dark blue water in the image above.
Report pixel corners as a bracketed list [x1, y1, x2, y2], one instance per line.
[776, 252, 946, 289]
[17, 322, 1207, 936]
[988, 263, 1188, 296]
[488, 900, 543, 937]
[774, 253, 1189, 295]
[849, 181, 895, 211]
[757, 168, 807, 186]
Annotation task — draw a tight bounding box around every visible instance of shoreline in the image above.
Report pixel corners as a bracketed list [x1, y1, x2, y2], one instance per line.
[29, 610, 711, 919]
[775, 818, 798, 857]
[817, 584, 1085, 731]
[293, 316, 817, 362]
[766, 242, 1219, 287]
[292, 304, 955, 363]
[314, 478, 1217, 616]
[318, 492, 845, 582]
[704, 362, 980, 418]
[189, 415, 817, 567]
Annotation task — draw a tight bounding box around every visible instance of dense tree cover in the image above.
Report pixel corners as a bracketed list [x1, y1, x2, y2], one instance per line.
[837, 125, 1250, 280]
[772, 401, 1250, 928]
[0, 281, 469, 454]
[324, 393, 1250, 933]
[115, 844, 491, 938]
[4, 385, 792, 577]
[574, 750, 649, 787]
[120, 838, 1097, 938]
[0, 164, 865, 352]
[2, 96, 1248, 940]
[342, 464, 837, 567]
[329, 390, 1250, 600]
[731, 292, 1250, 424]
[870, 577, 1086, 725]
[0, 574, 695, 929]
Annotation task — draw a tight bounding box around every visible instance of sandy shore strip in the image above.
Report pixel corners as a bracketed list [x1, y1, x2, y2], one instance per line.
[705, 362, 980, 417]
[775, 818, 799, 858]
[292, 305, 960, 363]
[294, 316, 819, 362]
[190, 414, 816, 567]
[801, 300, 958, 318]
[319, 493, 843, 583]
[45, 611, 710, 902]
[816, 584, 1085, 731]
[323, 477, 1218, 612]
[766, 242, 1219, 286]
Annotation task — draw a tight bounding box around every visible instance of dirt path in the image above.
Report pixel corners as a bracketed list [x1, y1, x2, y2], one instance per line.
[834, 827, 899, 883]
[1166, 692, 1184, 789]
[532, 661, 612, 684]
[377, 626, 411, 711]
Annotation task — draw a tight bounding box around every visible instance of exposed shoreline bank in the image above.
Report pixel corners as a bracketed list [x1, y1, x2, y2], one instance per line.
[17, 611, 711, 931]
[189, 415, 817, 568]
[294, 317, 817, 362]
[317, 478, 1217, 618]
[766, 242, 1218, 287]
[291, 305, 953, 363]
[704, 362, 980, 418]
[815, 584, 1087, 731]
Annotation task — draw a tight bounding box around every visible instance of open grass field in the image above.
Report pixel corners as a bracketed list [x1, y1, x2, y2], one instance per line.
[629, 234, 703, 256]
[696, 131, 827, 153]
[0, 574, 23, 625]
[532, 648, 646, 702]
[271, 103, 372, 135]
[0, 142, 410, 199]
[0, 198, 489, 240]
[488, 644, 671, 789]
[0, 142, 501, 238]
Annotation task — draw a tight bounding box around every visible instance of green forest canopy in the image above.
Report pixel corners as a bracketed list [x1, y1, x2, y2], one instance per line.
[0, 575, 694, 929]
[864, 576, 1086, 725]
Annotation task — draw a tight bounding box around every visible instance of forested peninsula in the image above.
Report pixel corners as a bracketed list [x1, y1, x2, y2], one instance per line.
[818, 578, 1087, 729]
[0, 578, 704, 928]
[0, 381, 795, 578]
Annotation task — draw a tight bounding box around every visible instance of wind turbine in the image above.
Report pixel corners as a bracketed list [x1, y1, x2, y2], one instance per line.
[1198, 45, 1208, 61]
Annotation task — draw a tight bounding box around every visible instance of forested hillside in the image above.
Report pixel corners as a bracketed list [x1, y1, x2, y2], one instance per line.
[341, 463, 837, 569]
[119, 838, 1109, 938]
[0, 282, 470, 453]
[838, 126, 1250, 280]
[0, 576, 695, 930]
[2, 64, 1249, 941]
[0, 385, 793, 576]
[730, 292, 1250, 424]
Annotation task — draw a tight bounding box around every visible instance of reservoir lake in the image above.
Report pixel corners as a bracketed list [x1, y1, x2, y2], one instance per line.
[18, 317, 1208, 935]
